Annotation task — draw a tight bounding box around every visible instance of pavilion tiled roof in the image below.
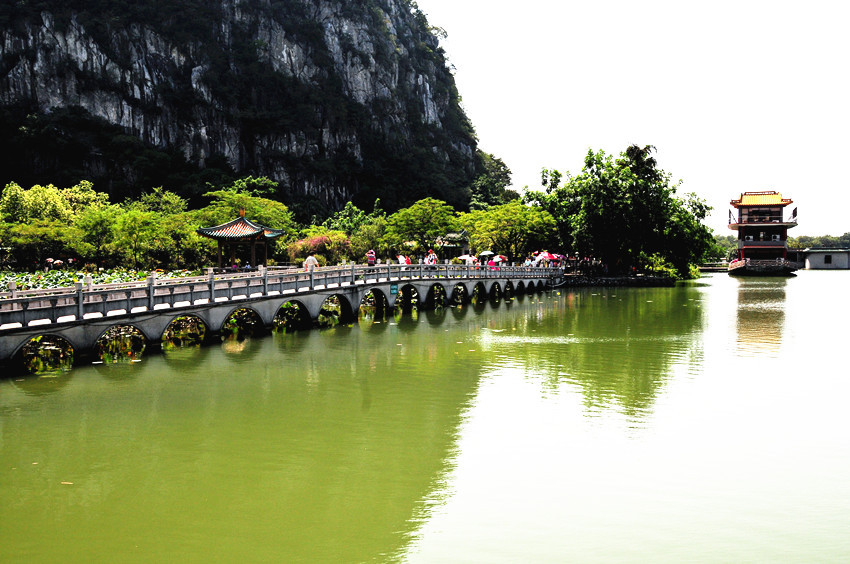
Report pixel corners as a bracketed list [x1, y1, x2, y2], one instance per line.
[731, 191, 793, 207]
[197, 216, 287, 240]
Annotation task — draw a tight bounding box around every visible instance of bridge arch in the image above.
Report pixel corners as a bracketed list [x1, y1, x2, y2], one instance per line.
[489, 282, 503, 302]
[15, 334, 75, 374]
[396, 284, 420, 314]
[221, 307, 266, 339]
[195, 304, 264, 335]
[273, 300, 312, 332]
[450, 283, 469, 306]
[358, 289, 391, 320]
[361, 288, 391, 309]
[317, 294, 356, 327]
[93, 323, 146, 344]
[93, 324, 147, 362]
[161, 314, 209, 348]
[470, 282, 487, 304]
[424, 283, 448, 310]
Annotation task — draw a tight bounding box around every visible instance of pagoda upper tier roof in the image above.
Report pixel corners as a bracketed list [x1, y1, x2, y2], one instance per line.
[197, 216, 287, 240]
[730, 191, 793, 208]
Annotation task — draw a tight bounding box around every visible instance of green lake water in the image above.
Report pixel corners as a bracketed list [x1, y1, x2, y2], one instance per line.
[2, 272, 849, 562]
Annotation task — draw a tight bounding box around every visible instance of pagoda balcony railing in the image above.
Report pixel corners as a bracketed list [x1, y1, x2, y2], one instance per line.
[738, 240, 786, 248]
[729, 212, 798, 225]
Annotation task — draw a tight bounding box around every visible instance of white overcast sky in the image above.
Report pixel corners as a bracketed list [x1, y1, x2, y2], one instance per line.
[415, 0, 850, 236]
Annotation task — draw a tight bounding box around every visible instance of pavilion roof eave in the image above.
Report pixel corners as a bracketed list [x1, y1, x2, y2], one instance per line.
[197, 216, 286, 241]
[730, 191, 793, 208]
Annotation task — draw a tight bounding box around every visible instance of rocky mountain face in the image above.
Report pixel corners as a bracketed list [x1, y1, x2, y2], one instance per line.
[0, 0, 478, 214]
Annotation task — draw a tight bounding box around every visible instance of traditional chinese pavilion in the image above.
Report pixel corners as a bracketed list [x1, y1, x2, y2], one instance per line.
[197, 210, 287, 268]
[727, 191, 799, 275]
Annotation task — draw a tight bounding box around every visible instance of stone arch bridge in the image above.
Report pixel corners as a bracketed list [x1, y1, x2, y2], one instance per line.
[0, 264, 561, 364]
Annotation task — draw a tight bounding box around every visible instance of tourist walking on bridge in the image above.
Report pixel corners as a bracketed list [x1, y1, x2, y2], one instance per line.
[425, 249, 438, 267]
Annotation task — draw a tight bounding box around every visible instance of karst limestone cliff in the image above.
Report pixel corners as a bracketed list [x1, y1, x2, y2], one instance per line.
[0, 0, 477, 211]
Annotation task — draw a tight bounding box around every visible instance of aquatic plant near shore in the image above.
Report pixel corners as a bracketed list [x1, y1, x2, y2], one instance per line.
[0, 268, 199, 292]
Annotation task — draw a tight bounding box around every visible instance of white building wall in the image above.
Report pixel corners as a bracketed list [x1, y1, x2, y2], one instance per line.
[805, 251, 850, 269]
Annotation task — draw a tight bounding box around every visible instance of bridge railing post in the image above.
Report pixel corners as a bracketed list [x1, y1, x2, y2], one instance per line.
[351, 263, 356, 285]
[208, 269, 215, 302]
[260, 265, 268, 295]
[76, 282, 84, 320]
[9, 280, 17, 299]
[147, 273, 156, 310]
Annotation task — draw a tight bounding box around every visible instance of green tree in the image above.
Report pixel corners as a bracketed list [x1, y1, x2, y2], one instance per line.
[129, 186, 212, 269]
[469, 152, 518, 210]
[526, 145, 713, 277]
[146, 212, 213, 269]
[384, 198, 457, 254]
[0, 182, 71, 222]
[0, 180, 114, 269]
[116, 209, 159, 269]
[350, 215, 389, 259]
[0, 180, 109, 224]
[198, 177, 295, 237]
[136, 186, 188, 215]
[0, 182, 28, 223]
[712, 233, 738, 261]
[459, 200, 556, 262]
[788, 233, 850, 248]
[322, 200, 387, 260]
[322, 201, 368, 234]
[73, 204, 122, 266]
[228, 175, 279, 197]
[661, 192, 714, 277]
[6, 220, 78, 269]
[61, 180, 110, 215]
[321, 200, 383, 236]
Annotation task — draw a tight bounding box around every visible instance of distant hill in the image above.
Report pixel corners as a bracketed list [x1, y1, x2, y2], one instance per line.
[0, 0, 478, 217]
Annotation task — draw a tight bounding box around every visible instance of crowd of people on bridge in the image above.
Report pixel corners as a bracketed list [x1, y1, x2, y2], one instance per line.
[300, 248, 607, 275]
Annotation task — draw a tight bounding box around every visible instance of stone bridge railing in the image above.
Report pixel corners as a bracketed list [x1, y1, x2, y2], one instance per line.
[1, 263, 560, 331]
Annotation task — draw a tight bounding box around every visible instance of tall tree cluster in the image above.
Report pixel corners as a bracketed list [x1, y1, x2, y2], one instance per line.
[0, 178, 296, 270]
[526, 145, 714, 277]
[0, 146, 716, 278]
